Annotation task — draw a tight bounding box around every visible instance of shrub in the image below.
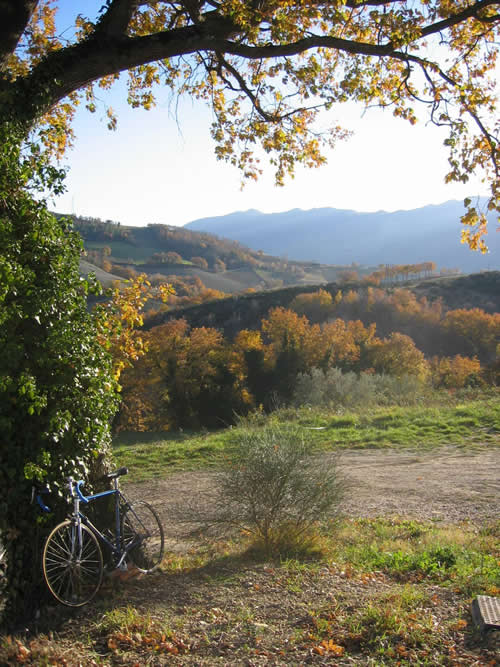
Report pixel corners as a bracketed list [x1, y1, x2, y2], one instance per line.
[212, 419, 344, 555]
[293, 367, 425, 408]
[373, 373, 427, 405]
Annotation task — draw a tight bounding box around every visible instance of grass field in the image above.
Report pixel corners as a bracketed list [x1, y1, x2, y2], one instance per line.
[86, 240, 158, 262]
[114, 394, 500, 483]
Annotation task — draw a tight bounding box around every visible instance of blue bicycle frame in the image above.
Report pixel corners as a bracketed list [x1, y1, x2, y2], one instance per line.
[41, 465, 164, 607]
[69, 468, 134, 569]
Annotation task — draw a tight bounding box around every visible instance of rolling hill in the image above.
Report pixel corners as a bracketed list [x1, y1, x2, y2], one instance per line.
[68, 214, 360, 293]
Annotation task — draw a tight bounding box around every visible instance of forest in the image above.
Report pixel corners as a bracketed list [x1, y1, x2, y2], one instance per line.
[75, 215, 276, 274]
[75, 219, 499, 436]
[115, 285, 500, 432]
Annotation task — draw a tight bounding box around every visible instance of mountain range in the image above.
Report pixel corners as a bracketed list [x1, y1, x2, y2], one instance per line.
[185, 200, 500, 273]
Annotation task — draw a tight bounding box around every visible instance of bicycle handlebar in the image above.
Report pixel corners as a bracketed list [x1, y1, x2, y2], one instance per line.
[68, 477, 89, 503]
[32, 485, 51, 513]
[75, 480, 89, 504]
[68, 468, 127, 504]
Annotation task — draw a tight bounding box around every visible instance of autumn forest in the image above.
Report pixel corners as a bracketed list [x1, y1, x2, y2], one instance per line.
[115, 284, 499, 432]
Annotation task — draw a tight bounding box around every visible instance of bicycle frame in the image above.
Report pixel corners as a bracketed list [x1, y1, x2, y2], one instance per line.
[42, 467, 164, 607]
[68, 476, 135, 570]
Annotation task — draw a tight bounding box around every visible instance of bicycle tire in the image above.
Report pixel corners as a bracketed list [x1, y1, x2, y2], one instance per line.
[42, 520, 103, 606]
[122, 501, 164, 573]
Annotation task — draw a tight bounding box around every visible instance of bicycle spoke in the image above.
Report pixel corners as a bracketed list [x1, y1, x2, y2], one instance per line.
[46, 568, 70, 589]
[43, 521, 103, 606]
[44, 562, 69, 575]
[78, 562, 101, 575]
[80, 539, 98, 559]
[46, 534, 72, 559]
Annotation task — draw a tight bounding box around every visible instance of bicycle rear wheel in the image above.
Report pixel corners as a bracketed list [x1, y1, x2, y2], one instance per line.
[122, 501, 164, 572]
[42, 520, 103, 606]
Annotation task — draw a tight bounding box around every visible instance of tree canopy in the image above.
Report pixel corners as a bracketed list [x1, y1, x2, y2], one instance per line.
[1, 0, 499, 247]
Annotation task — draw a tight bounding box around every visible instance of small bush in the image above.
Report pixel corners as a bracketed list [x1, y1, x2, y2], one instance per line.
[293, 367, 425, 409]
[213, 419, 344, 555]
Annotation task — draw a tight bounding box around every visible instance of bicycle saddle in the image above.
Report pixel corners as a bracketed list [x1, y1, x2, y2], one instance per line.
[106, 467, 129, 479]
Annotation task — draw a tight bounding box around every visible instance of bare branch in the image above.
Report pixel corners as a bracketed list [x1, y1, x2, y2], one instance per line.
[181, 0, 203, 24]
[215, 52, 277, 121]
[466, 107, 500, 177]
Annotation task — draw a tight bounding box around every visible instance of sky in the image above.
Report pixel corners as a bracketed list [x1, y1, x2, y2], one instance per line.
[50, 3, 490, 228]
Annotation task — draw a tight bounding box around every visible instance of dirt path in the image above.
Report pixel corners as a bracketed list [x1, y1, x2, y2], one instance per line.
[125, 445, 499, 550]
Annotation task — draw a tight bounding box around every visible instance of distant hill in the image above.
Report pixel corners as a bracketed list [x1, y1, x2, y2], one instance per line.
[185, 201, 500, 273]
[64, 214, 360, 293]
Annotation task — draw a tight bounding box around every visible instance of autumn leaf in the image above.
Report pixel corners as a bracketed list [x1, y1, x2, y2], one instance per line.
[313, 639, 345, 656]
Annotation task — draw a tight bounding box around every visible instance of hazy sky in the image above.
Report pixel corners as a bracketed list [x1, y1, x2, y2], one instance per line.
[51, 3, 489, 227]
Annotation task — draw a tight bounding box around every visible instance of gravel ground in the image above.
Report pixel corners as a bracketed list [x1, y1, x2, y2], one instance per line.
[125, 445, 500, 551]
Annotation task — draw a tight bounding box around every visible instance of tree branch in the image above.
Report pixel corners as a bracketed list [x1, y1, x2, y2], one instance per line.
[0, 0, 39, 70]
[18, 23, 222, 116]
[419, 0, 500, 39]
[222, 34, 397, 59]
[214, 52, 277, 121]
[9, 1, 500, 128]
[94, 0, 140, 38]
[181, 0, 203, 25]
[3, 24, 432, 122]
[344, 0, 404, 6]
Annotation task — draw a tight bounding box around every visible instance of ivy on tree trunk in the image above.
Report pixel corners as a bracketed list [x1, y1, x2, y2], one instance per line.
[0, 123, 119, 625]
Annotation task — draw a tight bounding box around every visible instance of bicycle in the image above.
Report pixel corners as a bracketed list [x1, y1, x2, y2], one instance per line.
[40, 467, 164, 607]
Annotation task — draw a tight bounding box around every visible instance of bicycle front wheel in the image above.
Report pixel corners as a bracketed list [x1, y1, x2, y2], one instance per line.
[122, 501, 164, 572]
[42, 520, 103, 606]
